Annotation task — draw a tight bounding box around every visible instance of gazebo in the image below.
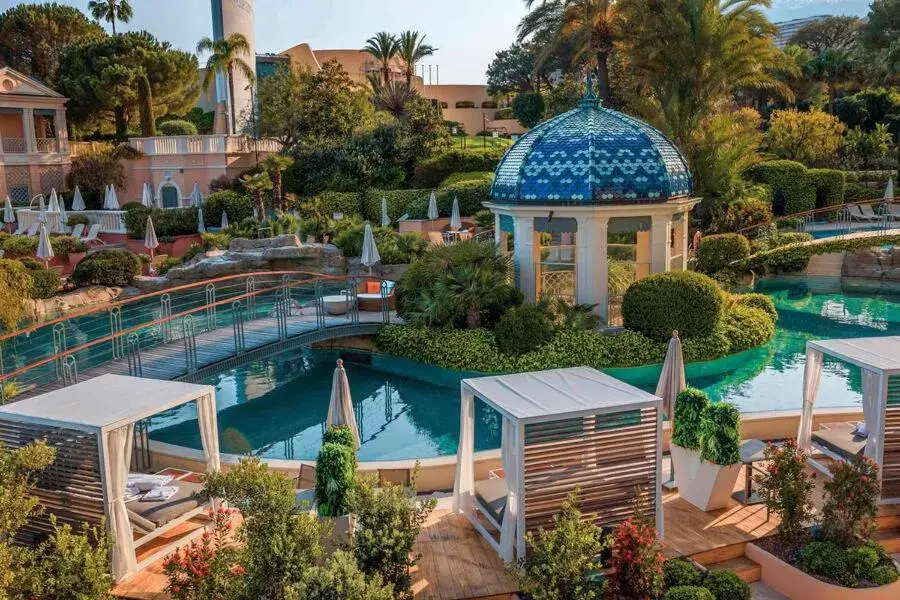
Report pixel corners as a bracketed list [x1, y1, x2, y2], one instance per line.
[453, 367, 663, 561]
[486, 79, 699, 321]
[0, 374, 221, 580]
[799, 336, 900, 504]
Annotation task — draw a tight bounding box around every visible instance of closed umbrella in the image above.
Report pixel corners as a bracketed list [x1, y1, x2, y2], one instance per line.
[427, 191, 439, 220]
[4, 196, 15, 231]
[58, 197, 67, 231]
[104, 185, 119, 210]
[657, 331, 686, 489]
[48, 188, 60, 212]
[142, 182, 154, 208]
[144, 216, 159, 259]
[197, 205, 206, 234]
[450, 195, 461, 230]
[885, 177, 894, 202]
[220, 211, 229, 230]
[102, 185, 110, 208]
[326, 359, 360, 449]
[360, 222, 381, 275]
[190, 183, 202, 207]
[71, 185, 86, 211]
[380, 195, 390, 227]
[36, 223, 54, 267]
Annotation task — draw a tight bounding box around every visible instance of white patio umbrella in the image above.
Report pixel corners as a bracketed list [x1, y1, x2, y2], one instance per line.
[102, 185, 109, 208]
[450, 195, 461, 230]
[380, 195, 390, 227]
[197, 205, 206, 234]
[326, 359, 360, 449]
[141, 182, 154, 208]
[71, 185, 86, 211]
[36, 223, 54, 267]
[104, 184, 119, 210]
[360, 222, 381, 275]
[220, 211, 229, 230]
[427, 191, 439, 220]
[3, 196, 15, 231]
[47, 188, 60, 212]
[190, 183, 202, 206]
[885, 177, 895, 202]
[144, 216, 159, 259]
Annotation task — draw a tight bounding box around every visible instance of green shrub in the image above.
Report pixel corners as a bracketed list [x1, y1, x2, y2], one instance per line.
[744, 160, 815, 215]
[439, 181, 491, 217]
[363, 184, 491, 222]
[699, 402, 741, 465]
[0, 258, 34, 328]
[65, 214, 90, 228]
[869, 565, 899, 586]
[495, 107, 514, 120]
[696, 234, 751, 274]
[807, 168, 845, 209]
[72, 249, 141, 287]
[733, 293, 778, 322]
[513, 91, 545, 128]
[65, 148, 126, 210]
[1, 235, 37, 257]
[800, 541, 855, 586]
[702, 570, 751, 600]
[665, 586, 714, 600]
[315, 441, 356, 517]
[495, 306, 555, 356]
[622, 271, 725, 342]
[28, 268, 60, 299]
[473, 209, 494, 229]
[200, 232, 231, 250]
[123, 204, 198, 239]
[716, 194, 773, 233]
[312, 190, 362, 220]
[721, 304, 775, 353]
[410, 148, 506, 188]
[845, 545, 880, 580]
[322, 424, 356, 450]
[204, 190, 255, 227]
[663, 558, 702, 589]
[441, 171, 494, 187]
[157, 119, 198, 136]
[285, 550, 394, 600]
[155, 256, 182, 275]
[744, 234, 900, 272]
[48, 235, 87, 258]
[843, 182, 883, 203]
[671, 388, 709, 451]
[333, 224, 426, 265]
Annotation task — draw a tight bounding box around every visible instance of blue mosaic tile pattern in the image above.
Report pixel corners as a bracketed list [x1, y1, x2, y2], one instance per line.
[490, 98, 693, 204]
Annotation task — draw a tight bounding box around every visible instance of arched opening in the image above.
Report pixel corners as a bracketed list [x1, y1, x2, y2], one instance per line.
[160, 185, 180, 209]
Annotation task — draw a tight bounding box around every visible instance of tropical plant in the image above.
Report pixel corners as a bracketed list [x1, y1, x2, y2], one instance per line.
[262, 154, 294, 212]
[844, 123, 893, 174]
[698, 402, 741, 465]
[765, 109, 845, 166]
[609, 516, 665, 599]
[88, 0, 132, 35]
[372, 80, 418, 118]
[241, 172, 273, 220]
[788, 15, 863, 54]
[397, 31, 436, 86]
[363, 32, 400, 86]
[754, 439, 815, 544]
[802, 48, 857, 113]
[671, 388, 710, 450]
[197, 33, 255, 135]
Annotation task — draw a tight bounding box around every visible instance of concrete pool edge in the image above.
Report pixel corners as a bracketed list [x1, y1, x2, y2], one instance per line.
[148, 406, 865, 493]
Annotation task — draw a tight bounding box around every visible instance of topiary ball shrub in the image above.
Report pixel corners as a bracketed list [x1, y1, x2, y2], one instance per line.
[698, 402, 741, 465]
[622, 271, 725, 342]
[158, 119, 198, 136]
[28, 268, 61, 299]
[732, 293, 777, 322]
[663, 558, 703, 589]
[671, 388, 709, 451]
[696, 234, 751, 274]
[665, 586, 714, 600]
[72, 249, 141, 287]
[495, 306, 555, 356]
[720, 304, 776, 354]
[702, 570, 751, 600]
[315, 442, 356, 517]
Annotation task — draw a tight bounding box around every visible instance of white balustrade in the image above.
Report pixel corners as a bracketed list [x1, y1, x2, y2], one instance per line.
[128, 134, 280, 156]
[14, 209, 127, 234]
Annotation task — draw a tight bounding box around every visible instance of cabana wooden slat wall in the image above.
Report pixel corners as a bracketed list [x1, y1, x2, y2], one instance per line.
[523, 407, 658, 533]
[883, 376, 900, 500]
[0, 419, 104, 544]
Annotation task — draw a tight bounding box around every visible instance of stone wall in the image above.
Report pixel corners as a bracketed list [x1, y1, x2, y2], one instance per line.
[842, 247, 900, 281]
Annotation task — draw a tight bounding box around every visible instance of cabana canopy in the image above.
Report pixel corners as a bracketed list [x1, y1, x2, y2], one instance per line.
[0, 375, 220, 580]
[453, 367, 663, 561]
[799, 336, 900, 504]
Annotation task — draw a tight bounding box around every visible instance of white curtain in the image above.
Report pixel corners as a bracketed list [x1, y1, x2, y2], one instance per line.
[196, 394, 221, 473]
[453, 391, 475, 513]
[107, 424, 136, 580]
[798, 348, 823, 452]
[861, 368, 884, 464]
[499, 417, 519, 562]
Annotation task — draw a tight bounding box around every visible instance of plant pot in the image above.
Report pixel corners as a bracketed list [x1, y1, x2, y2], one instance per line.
[318, 513, 356, 553]
[671, 444, 742, 511]
[68, 252, 86, 267]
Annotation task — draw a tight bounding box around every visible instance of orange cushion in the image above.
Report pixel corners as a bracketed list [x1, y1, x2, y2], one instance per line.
[366, 281, 381, 294]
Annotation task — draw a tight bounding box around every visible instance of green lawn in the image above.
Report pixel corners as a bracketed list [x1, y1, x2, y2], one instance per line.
[451, 135, 513, 151]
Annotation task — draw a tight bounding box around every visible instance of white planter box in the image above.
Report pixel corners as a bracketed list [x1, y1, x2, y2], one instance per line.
[671, 444, 742, 511]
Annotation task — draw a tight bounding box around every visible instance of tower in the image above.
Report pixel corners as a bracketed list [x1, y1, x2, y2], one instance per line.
[210, 0, 256, 135]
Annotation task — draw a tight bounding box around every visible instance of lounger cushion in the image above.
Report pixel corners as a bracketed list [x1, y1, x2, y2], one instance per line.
[474, 478, 508, 525]
[128, 481, 205, 528]
[812, 428, 865, 460]
[366, 281, 380, 294]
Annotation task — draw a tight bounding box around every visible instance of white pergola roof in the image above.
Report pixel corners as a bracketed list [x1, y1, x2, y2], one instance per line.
[808, 336, 900, 375]
[462, 366, 660, 424]
[0, 374, 215, 433]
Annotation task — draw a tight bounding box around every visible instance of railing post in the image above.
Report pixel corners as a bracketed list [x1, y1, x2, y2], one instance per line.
[245, 276, 256, 320]
[345, 278, 359, 324]
[314, 281, 325, 329]
[275, 290, 288, 340]
[52, 323, 67, 381]
[160, 293, 173, 342]
[126, 333, 142, 377]
[232, 300, 246, 353]
[182, 315, 198, 373]
[61, 355, 78, 386]
[281, 274, 293, 316]
[381, 280, 391, 324]
[109, 307, 124, 359]
[205, 283, 217, 329]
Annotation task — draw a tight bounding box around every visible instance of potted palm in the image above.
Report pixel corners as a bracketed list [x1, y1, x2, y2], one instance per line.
[671, 388, 743, 511]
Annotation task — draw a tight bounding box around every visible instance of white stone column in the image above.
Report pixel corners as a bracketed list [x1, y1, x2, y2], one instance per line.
[22, 108, 36, 153]
[674, 211, 689, 270]
[494, 212, 502, 250]
[650, 214, 672, 273]
[576, 216, 610, 319]
[55, 108, 69, 154]
[513, 216, 536, 304]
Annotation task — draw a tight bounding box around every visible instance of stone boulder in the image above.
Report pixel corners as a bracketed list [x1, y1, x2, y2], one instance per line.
[347, 258, 410, 282]
[28, 285, 139, 320]
[842, 247, 900, 281]
[228, 234, 301, 252]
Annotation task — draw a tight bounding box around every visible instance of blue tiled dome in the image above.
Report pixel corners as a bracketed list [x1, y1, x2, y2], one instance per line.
[491, 90, 693, 205]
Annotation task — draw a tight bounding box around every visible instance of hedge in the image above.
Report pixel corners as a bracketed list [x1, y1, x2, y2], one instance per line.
[204, 190, 255, 227]
[409, 148, 506, 188]
[720, 304, 775, 353]
[306, 190, 362, 219]
[744, 160, 816, 215]
[844, 182, 883, 203]
[743, 234, 900, 272]
[807, 168, 845, 209]
[733, 293, 778, 322]
[622, 271, 725, 342]
[72, 249, 141, 287]
[695, 234, 751, 274]
[157, 120, 198, 136]
[440, 171, 494, 187]
[362, 182, 491, 222]
[28, 268, 61, 299]
[123, 205, 198, 239]
[0, 234, 85, 258]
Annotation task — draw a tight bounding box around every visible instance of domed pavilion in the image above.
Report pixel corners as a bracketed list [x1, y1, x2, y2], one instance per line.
[487, 80, 699, 323]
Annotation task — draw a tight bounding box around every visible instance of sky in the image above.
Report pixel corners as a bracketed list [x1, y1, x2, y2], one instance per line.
[1, 0, 875, 84]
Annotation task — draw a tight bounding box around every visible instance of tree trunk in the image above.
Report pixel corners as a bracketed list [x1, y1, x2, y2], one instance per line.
[466, 303, 480, 329]
[273, 171, 284, 212]
[596, 51, 611, 102]
[254, 191, 265, 221]
[406, 67, 412, 87]
[228, 65, 237, 135]
[137, 73, 156, 137]
[828, 86, 835, 114]
[114, 105, 127, 141]
[111, 19, 116, 35]
[383, 65, 390, 86]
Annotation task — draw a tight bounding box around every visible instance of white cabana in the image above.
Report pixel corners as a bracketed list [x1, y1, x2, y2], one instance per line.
[799, 336, 900, 503]
[453, 367, 663, 561]
[326, 359, 360, 449]
[0, 375, 221, 581]
[141, 182, 154, 208]
[427, 191, 439, 220]
[72, 185, 86, 211]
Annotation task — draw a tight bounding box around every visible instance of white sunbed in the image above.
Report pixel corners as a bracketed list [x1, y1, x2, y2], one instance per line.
[847, 204, 879, 222]
[69, 223, 85, 240]
[83, 223, 106, 246]
[859, 203, 882, 220]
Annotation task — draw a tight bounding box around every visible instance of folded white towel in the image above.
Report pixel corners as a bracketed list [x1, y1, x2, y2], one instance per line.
[140, 486, 178, 502]
[128, 474, 173, 492]
[853, 422, 868, 438]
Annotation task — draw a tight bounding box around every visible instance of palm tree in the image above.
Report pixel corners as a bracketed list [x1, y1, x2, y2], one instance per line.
[198, 33, 256, 135]
[397, 31, 436, 86]
[802, 48, 857, 113]
[518, 0, 622, 102]
[88, 0, 132, 35]
[363, 32, 400, 86]
[445, 262, 512, 329]
[241, 172, 272, 221]
[261, 154, 294, 213]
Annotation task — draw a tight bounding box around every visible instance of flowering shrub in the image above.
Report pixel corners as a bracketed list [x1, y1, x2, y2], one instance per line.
[609, 517, 664, 599]
[163, 507, 244, 600]
[754, 439, 815, 544]
[821, 455, 881, 547]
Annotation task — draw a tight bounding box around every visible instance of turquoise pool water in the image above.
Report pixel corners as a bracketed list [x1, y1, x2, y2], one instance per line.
[149, 277, 900, 461]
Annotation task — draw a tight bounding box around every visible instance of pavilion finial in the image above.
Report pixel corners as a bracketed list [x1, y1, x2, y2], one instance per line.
[579, 70, 600, 107]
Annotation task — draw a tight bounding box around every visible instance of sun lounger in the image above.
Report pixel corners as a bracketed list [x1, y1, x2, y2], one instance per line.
[847, 204, 878, 222]
[83, 223, 105, 246]
[69, 223, 84, 240]
[811, 426, 866, 460]
[127, 481, 205, 530]
[474, 477, 508, 526]
[427, 231, 445, 246]
[860, 203, 881, 220]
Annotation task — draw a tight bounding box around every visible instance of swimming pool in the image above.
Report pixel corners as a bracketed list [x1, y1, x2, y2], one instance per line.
[149, 276, 900, 461]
